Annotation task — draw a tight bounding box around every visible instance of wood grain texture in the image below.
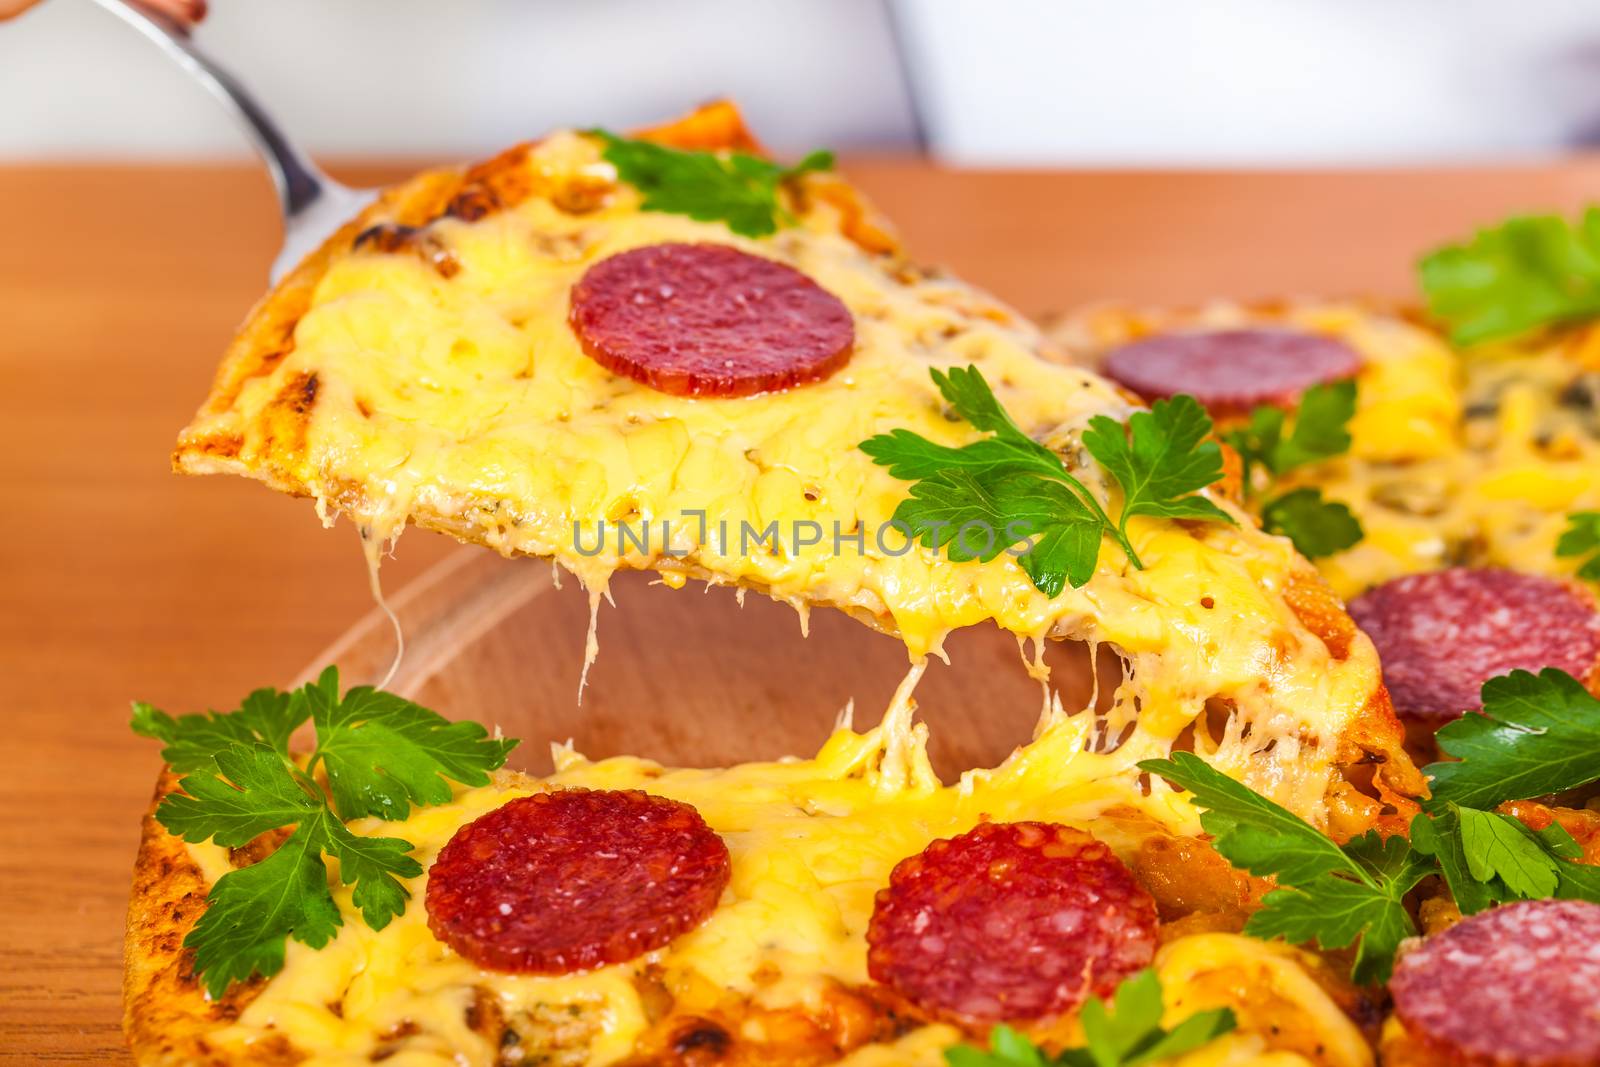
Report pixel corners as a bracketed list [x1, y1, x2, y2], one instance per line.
[5, 157, 1600, 1063]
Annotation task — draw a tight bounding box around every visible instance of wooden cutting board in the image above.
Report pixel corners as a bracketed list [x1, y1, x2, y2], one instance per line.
[305, 548, 1115, 782]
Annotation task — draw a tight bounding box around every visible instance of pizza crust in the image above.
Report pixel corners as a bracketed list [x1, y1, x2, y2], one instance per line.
[123, 772, 294, 1066]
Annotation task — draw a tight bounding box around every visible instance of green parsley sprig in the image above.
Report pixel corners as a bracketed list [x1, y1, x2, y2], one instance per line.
[132, 668, 518, 998]
[945, 970, 1235, 1067]
[593, 130, 833, 238]
[1222, 380, 1363, 559]
[1139, 751, 1429, 984]
[1557, 511, 1600, 581]
[1140, 668, 1600, 984]
[860, 366, 1235, 596]
[1420, 208, 1600, 345]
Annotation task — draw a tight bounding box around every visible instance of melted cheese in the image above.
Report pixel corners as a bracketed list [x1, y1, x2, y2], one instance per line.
[1290, 324, 1600, 597]
[1154, 935, 1371, 1067]
[182, 129, 1389, 821]
[188, 706, 1356, 1066]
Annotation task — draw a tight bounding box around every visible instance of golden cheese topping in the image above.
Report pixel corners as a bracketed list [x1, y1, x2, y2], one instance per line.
[1297, 325, 1600, 597]
[176, 129, 1393, 822]
[184, 708, 1364, 1067]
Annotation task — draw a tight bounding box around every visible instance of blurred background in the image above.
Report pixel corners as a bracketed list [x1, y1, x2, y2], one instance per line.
[8, 0, 1600, 165]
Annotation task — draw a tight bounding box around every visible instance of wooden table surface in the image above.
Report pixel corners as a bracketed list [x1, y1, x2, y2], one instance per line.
[5, 156, 1600, 1062]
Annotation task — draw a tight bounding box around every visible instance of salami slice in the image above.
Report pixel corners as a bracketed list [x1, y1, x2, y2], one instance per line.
[865, 822, 1158, 1026]
[568, 242, 855, 398]
[1390, 899, 1600, 1067]
[1348, 568, 1600, 723]
[1100, 328, 1362, 412]
[424, 788, 729, 974]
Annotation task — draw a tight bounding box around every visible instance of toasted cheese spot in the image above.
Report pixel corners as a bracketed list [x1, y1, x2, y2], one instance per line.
[352, 223, 461, 279]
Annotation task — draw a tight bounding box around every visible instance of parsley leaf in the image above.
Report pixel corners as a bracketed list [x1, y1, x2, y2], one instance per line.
[1077, 969, 1236, 1067]
[1426, 668, 1600, 809]
[1420, 208, 1600, 344]
[1224, 380, 1356, 485]
[1413, 804, 1600, 913]
[320, 815, 424, 929]
[944, 970, 1234, 1067]
[594, 130, 832, 238]
[1081, 396, 1236, 532]
[1260, 487, 1364, 559]
[1246, 872, 1420, 986]
[1138, 751, 1357, 885]
[861, 367, 1234, 597]
[183, 820, 341, 999]
[303, 666, 517, 822]
[156, 742, 323, 847]
[1557, 511, 1600, 581]
[1222, 380, 1363, 560]
[1140, 752, 1424, 983]
[177, 802, 422, 999]
[1456, 805, 1565, 899]
[133, 670, 517, 997]
[946, 1027, 1050, 1067]
[1409, 804, 1505, 915]
[132, 686, 309, 772]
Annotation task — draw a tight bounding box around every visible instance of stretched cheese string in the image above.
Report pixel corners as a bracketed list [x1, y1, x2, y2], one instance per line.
[576, 579, 610, 703]
[870, 658, 935, 797]
[359, 525, 405, 691]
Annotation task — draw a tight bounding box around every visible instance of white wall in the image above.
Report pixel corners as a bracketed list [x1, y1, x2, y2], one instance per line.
[895, 0, 1600, 165]
[8, 0, 1600, 165]
[0, 0, 918, 160]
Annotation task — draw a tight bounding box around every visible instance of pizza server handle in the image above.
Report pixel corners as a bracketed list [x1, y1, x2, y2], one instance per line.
[87, 0, 376, 283]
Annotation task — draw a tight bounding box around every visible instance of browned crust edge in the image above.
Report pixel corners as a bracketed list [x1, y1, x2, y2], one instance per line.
[123, 771, 295, 1066]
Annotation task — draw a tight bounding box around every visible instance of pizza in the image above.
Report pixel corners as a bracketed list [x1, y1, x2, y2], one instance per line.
[127, 105, 1600, 1067]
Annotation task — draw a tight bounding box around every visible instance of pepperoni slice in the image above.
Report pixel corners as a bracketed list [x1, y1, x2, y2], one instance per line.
[865, 822, 1158, 1026]
[424, 788, 730, 974]
[1349, 568, 1600, 724]
[568, 242, 855, 398]
[1101, 328, 1362, 412]
[1391, 900, 1600, 1067]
